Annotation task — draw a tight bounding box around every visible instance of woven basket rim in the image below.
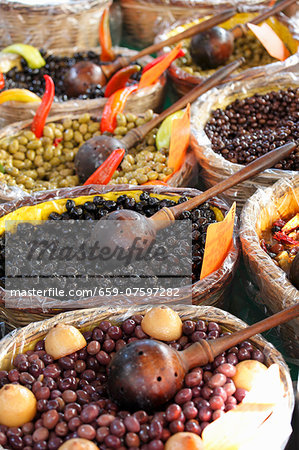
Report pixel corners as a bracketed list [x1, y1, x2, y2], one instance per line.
[0, 184, 239, 312]
[0, 0, 109, 13]
[240, 174, 299, 301]
[0, 304, 294, 416]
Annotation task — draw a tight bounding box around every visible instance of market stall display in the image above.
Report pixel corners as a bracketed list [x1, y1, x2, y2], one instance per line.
[190, 70, 299, 208]
[0, 305, 294, 449]
[156, 4, 298, 95]
[240, 175, 299, 360]
[0, 184, 239, 327]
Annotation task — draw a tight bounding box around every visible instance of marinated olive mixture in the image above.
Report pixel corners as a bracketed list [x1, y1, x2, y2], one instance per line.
[3, 51, 140, 101]
[0, 315, 265, 449]
[176, 34, 275, 77]
[0, 194, 220, 288]
[0, 111, 173, 192]
[204, 88, 299, 170]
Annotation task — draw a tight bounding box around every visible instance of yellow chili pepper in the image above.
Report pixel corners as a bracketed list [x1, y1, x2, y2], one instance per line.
[0, 89, 41, 104]
[2, 44, 46, 69]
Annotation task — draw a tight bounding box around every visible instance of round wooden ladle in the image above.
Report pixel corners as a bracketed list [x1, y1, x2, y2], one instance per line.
[75, 57, 244, 181]
[191, 0, 296, 69]
[97, 141, 295, 255]
[108, 302, 299, 410]
[63, 8, 236, 97]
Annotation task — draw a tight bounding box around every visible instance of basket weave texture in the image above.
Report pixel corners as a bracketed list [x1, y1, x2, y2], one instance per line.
[190, 70, 299, 209]
[0, 47, 166, 127]
[0, 185, 239, 328]
[0, 304, 294, 449]
[240, 174, 299, 361]
[0, 0, 112, 50]
[120, 0, 270, 47]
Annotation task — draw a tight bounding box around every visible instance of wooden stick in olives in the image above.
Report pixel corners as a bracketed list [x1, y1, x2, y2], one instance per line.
[190, 0, 296, 69]
[75, 58, 243, 181]
[95, 142, 295, 261]
[108, 302, 299, 410]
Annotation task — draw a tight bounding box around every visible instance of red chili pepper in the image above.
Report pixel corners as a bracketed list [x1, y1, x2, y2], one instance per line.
[83, 148, 125, 185]
[53, 137, 62, 147]
[99, 7, 115, 62]
[0, 72, 4, 90]
[104, 65, 141, 98]
[31, 75, 55, 139]
[273, 231, 299, 246]
[101, 85, 138, 133]
[142, 49, 185, 73]
[138, 43, 183, 89]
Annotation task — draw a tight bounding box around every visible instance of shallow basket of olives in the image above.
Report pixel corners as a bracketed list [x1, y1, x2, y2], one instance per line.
[0, 109, 197, 201]
[240, 174, 299, 360]
[120, 0, 271, 47]
[0, 304, 294, 449]
[0, 184, 239, 327]
[0, 46, 166, 127]
[190, 71, 299, 208]
[156, 10, 299, 96]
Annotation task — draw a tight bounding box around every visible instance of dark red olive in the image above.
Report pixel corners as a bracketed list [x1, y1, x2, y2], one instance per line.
[63, 61, 107, 98]
[289, 252, 299, 289]
[190, 27, 234, 69]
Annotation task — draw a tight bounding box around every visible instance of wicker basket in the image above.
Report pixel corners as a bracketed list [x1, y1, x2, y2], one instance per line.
[0, 47, 166, 127]
[240, 174, 299, 361]
[120, 0, 270, 47]
[0, 0, 112, 50]
[0, 185, 239, 328]
[0, 109, 196, 202]
[190, 70, 299, 209]
[156, 11, 299, 96]
[0, 304, 294, 449]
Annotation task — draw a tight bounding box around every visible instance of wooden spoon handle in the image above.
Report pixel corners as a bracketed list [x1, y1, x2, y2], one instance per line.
[121, 58, 244, 149]
[181, 302, 299, 370]
[102, 9, 236, 79]
[232, 0, 296, 38]
[127, 9, 236, 62]
[152, 142, 295, 225]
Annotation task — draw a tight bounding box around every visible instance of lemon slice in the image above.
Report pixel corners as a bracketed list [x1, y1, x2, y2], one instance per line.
[0, 89, 41, 104]
[2, 44, 46, 69]
[156, 109, 185, 150]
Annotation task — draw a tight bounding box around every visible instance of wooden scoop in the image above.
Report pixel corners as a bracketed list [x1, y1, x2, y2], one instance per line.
[75, 58, 243, 181]
[190, 0, 296, 69]
[63, 9, 236, 97]
[97, 142, 296, 256]
[108, 301, 299, 410]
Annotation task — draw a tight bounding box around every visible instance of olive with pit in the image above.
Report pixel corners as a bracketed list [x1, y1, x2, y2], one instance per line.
[63, 61, 107, 98]
[190, 27, 234, 69]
